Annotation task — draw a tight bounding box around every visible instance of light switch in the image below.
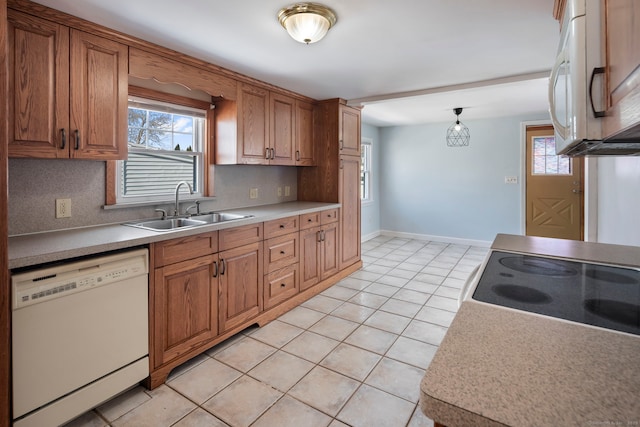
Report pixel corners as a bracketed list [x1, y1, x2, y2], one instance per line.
[505, 176, 518, 184]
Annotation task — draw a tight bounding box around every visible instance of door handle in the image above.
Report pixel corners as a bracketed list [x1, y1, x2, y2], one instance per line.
[572, 189, 583, 194]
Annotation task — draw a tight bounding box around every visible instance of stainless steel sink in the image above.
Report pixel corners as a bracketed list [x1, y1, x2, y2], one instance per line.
[189, 212, 252, 223]
[125, 218, 207, 232]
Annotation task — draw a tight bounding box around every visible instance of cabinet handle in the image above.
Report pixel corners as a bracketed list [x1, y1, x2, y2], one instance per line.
[220, 259, 226, 275]
[265, 148, 270, 160]
[339, 140, 344, 150]
[280, 283, 286, 288]
[296, 150, 300, 161]
[321, 230, 326, 241]
[271, 148, 275, 159]
[340, 159, 344, 169]
[317, 231, 322, 243]
[74, 129, 80, 150]
[212, 261, 219, 278]
[308, 218, 312, 222]
[60, 129, 66, 149]
[279, 224, 285, 229]
[589, 67, 606, 118]
[280, 250, 286, 255]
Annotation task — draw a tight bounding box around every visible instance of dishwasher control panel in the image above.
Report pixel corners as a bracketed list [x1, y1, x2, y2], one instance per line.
[12, 249, 149, 310]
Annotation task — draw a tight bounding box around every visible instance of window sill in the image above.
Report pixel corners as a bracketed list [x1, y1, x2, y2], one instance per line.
[103, 196, 216, 211]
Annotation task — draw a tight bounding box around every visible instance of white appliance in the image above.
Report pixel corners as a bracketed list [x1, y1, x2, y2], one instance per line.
[12, 248, 149, 427]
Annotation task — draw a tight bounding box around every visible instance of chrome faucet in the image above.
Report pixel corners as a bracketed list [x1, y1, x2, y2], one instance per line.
[174, 181, 193, 217]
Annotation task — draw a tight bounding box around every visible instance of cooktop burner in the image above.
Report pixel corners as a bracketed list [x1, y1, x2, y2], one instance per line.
[472, 251, 640, 336]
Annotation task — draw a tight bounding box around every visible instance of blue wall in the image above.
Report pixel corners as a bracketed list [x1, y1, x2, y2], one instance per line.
[376, 113, 549, 243]
[361, 123, 381, 239]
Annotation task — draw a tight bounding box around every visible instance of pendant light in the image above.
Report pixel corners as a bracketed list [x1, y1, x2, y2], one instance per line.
[278, 3, 337, 44]
[446, 107, 470, 147]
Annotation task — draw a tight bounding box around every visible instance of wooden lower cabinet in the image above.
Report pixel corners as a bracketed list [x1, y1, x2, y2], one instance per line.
[153, 254, 218, 367]
[300, 221, 339, 291]
[339, 155, 361, 269]
[219, 241, 264, 332]
[264, 263, 299, 309]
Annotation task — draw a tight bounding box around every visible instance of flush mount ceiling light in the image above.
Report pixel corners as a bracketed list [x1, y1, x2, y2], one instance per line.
[446, 107, 470, 147]
[278, 2, 337, 44]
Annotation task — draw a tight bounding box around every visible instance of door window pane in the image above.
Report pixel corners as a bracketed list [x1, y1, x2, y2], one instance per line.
[532, 136, 571, 175]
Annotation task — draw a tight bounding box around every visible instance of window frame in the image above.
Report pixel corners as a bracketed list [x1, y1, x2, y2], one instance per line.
[106, 86, 213, 206]
[361, 138, 373, 204]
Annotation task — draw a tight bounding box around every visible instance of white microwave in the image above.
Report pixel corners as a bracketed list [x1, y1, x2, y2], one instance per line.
[549, 0, 640, 156]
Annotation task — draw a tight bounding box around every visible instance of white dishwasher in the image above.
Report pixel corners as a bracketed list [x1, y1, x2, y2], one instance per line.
[11, 248, 149, 427]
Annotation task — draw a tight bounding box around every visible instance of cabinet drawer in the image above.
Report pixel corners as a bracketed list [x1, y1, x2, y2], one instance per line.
[264, 263, 299, 309]
[264, 216, 299, 238]
[321, 208, 339, 224]
[219, 223, 263, 251]
[153, 232, 218, 267]
[264, 232, 299, 273]
[300, 212, 321, 230]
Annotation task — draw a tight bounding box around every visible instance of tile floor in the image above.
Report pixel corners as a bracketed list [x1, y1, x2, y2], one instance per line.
[65, 236, 488, 427]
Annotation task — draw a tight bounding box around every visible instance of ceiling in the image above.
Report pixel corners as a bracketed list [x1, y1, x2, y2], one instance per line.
[32, 0, 560, 127]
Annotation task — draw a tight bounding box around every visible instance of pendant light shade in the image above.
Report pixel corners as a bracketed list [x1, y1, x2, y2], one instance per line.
[447, 107, 470, 147]
[278, 3, 337, 44]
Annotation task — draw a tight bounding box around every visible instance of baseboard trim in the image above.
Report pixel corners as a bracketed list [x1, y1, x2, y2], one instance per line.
[376, 230, 492, 248]
[361, 230, 381, 242]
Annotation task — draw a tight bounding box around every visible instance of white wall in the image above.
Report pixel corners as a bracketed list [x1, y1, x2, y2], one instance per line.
[377, 113, 549, 244]
[596, 156, 640, 246]
[361, 123, 381, 239]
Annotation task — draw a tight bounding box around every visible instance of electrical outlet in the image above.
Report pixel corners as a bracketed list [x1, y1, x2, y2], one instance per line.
[249, 188, 258, 199]
[505, 176, 518, 184]
[277, 187, 282, 197]
[56, 198, 71, 218]
[285, 186, 291, 196]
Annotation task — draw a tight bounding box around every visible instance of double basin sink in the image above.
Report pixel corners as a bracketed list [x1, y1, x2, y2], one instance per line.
[125, 212, 252, 232]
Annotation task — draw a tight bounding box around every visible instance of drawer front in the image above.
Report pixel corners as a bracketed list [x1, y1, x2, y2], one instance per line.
[219, 223, 264, 251]
[264, 263, 299, 309]
[300, 212, 321, 230]
[264, 232, 299, 273]
[320, 208, 339, 224]
[153, 231, 218, 267]
[264, 216, 299, 239]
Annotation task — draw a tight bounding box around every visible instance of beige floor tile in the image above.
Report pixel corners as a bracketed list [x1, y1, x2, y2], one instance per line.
[308, 315, 359, 341]
[408, 405, 436, 427]
[392, 289, 431, 305]
[249, 319, 305, 348]
[336, 277, 372, 291]
[349, 270, 383, 282]
[412, 273, 445, 285]
[386, 337, 438, 369]
[402, 320, 448, 346]
[375, 274, 409, 287]
[202, 376, 282, 427]
[330, 302, 375, 323]
[277, 306, 326, 329]
[248, 350, 314, 392]
[167, 358, 242, 404]
[386, 268, 417, 280]
[425, 295, 458, 312]
[344, 324, 398, 355]
[213, 336, 276, 372]
[337, 384, 415, 427]
[434, 285, 461, 299]
[172, 408, 228, 427]
[414, 306, 456, 327]
[321, 285, 360, 301]
[364, 282, 400, 297]
[379, 298, 422, 318]
[111, 385, 196, 427]
[320, 343, 381, 381]
[289, 366, 359, 416]
[404, 280, 439, 294]
[301, 294, 344, 313]
[363, 310, 411, 335]
[281, 331, 340, 363]
[364, 358, 425, 403]
[96, 386, 151, 422]
[166, 353, 210, 382]
[63, 410, 107, 427]
[252, 395, 332, 427]
[204, 332, 245, 357]
[347, 291, 388, 309]
[328, 420, 350, 427]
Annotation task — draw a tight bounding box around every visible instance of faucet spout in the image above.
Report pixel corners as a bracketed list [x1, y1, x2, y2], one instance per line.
[174, 181, 193, 216]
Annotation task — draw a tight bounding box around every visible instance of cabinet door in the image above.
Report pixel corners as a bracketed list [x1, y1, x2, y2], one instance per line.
[300, 226, 321, 291]
[296, 100, 315, 165]
[219, 242, 263, 332]
[339, 155, 361, 269]
[70, 30, 128, 160]
[339, 105, 361, 156]
[321, 221, 340, 279]
[237, 83, 269, 164]
[270, 92, 296, 165]
[602, 0, 640, 139]
[7, 10, 69, 158]
[153, 254, 218, 367]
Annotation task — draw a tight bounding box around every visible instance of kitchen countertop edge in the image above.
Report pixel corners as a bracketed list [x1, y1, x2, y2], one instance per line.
[9, 201, 340, 269]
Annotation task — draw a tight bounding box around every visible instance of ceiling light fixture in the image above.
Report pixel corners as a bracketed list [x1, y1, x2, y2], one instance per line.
[447, 107, 470, 147]
[278, 2, 337, 44]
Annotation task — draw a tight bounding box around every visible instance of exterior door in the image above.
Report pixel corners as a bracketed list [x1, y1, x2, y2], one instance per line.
[525, 125, 584, 240]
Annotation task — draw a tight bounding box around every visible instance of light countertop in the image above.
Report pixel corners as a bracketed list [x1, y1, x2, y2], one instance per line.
[420, 234, 640, 427]
[9, 201, 340, 269]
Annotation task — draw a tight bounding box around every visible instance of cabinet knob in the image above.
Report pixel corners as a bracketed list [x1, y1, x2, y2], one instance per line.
[280, 250, 286, 255]
[280, 283, 286, 288]
[279, 224, 285, 229]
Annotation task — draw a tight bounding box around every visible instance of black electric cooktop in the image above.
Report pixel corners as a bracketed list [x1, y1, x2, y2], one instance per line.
[472, 251, 640, 336]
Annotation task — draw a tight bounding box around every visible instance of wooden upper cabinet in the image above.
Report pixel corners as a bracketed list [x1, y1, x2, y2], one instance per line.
[7, 11, 128, 160]
[270, 92, 296, 165]
[295, 100, 315, 165]
[238, 83, 270, 164]
[339, 104, 361, 156]
[602, 0, 640, 140]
